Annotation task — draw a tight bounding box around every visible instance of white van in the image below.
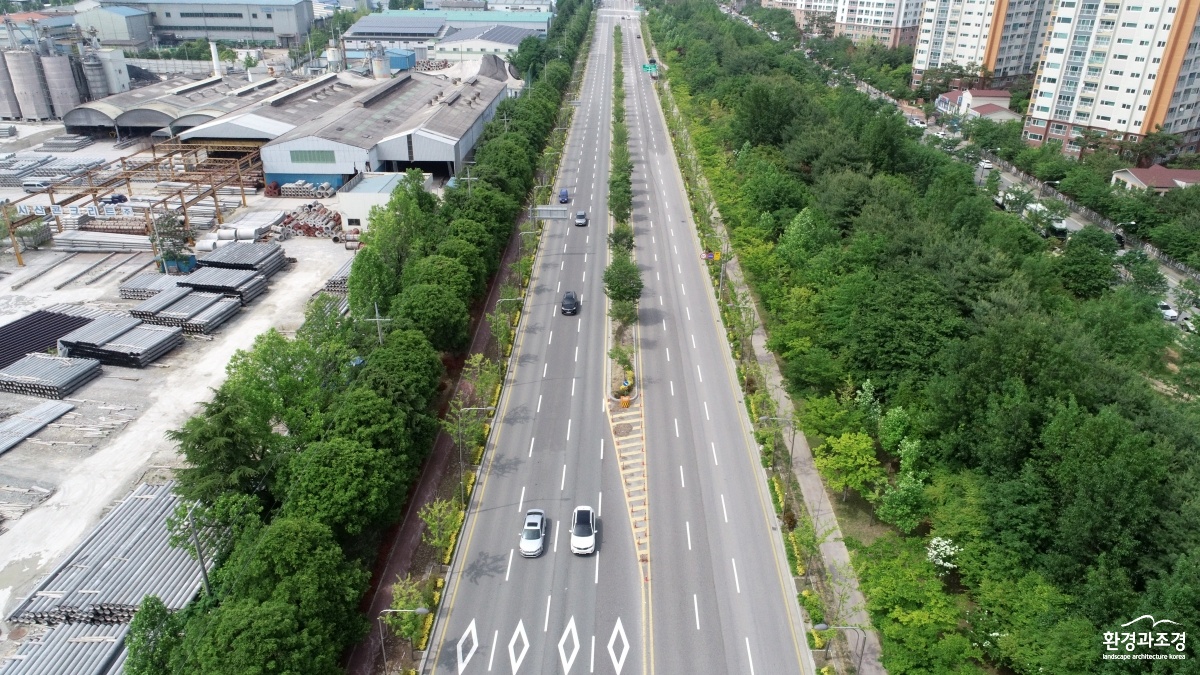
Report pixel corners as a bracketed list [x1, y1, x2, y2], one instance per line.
[22, 178, 52, 193]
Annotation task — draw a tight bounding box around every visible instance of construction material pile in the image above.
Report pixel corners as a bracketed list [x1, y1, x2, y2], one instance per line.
[175, 267, 266, 304]
[279, 201, 342, 238]
[323, 258, 352, 295]
[277, 179, 334, 198]
[52, 230, 153, 253]
[59, 315, 184, 367]
[197, 241, 287, 277]
[39, 135, 95, 152]
[182, 298, 241, 334]
[57, 315, 143, 357]
[129, 286, 191, 319]
[0, 623, 128, 675]
[25, 156, 105, 177]
[0, 354, 101, 399]
[118, 272, 179, 300]
[0, 401, 74, 457]
[0, 310, 94, 369]
[127, 288, 241, 334]
[195, 211, 285, 251]
[6, 482, 210, 626]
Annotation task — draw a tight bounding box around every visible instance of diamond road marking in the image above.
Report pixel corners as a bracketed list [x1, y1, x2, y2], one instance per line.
[558, 615, 581, 673]
[509, 619, 530, 673]
[608, 617, 630, 674]
[457, 619, 478, 674]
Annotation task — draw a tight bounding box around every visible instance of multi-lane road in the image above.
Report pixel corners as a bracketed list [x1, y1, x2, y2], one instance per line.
[425, 3, 814, 673]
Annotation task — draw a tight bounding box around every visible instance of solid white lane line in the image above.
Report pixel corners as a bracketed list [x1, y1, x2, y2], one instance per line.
[680, 465, 685, 487]
[561, 464, 567, 490]
[670, 381, 674, 396]
[489, 629, 499, 670]
[598, 491, 603, 516]
[561, 261, 565, 270]
[564, 244, 567, 252]
[721, 494, 728, 522]
[572, 379, 576, 396]
[674, 419, 679, 437]
[659, 295, 663, 305]
[691, 334, 696, 348]
[681, 283, 686, 296]
[575, 346, 579, 362]
[595, 551, 600, 583]
[505, 549, 514, 581]
[656, 271, 660, 280]
[686, 307, 691, 321]
[694, 594, 701, 630]
[697, 365, 703, 382]
[732, 558, 741, 593]
[686, 521, 692, 550]
[519, 486, 526, 511]
[554, 520, 560, 552]
[587, 235, 590, 244]
[543, 363, 548, 378]
[704, 402, 710, 420]
[590, 636, 595, 673]
[578, 318, 582, 333]
[654, 253, 658, 261]
[677, 263, 681, 274]
[584, 253, 588, 262]
[600, 438, 604, 459]
[567, 418, 572, 440]
[745, 638, 756, 675]
[544, 595, 552, 632]
[712, 442, 718, 466]
[662, 319, 666, 330]
[529, 438, 535, 458]
[557, 281, 562, 292]
[666, 348, 670, 362]
[549, 331, 554, 345]
[674, 245, 678, 254]
[652, 236, 656, 244]
[537, 395, 543, 412]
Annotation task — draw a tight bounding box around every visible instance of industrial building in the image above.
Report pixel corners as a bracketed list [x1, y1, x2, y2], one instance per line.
[64, 68, 305, 136]
[0, 33, 130, 122]
[74, 6, 154, 50]
[434, 25, 541, 59]
[98, 0, 316, 47]
[0, 12, 76, 50]
[343, 10, 552, 51]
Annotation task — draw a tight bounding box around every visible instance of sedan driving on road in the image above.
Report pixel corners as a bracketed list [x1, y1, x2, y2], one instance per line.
[561, 290, 579, 315]
[978, 159, 994, 170]
[575, 211, 588, 226]
[519, 509, 548, 557]
[570, 506, 596, 555]
[1159, 302, 1180, 321]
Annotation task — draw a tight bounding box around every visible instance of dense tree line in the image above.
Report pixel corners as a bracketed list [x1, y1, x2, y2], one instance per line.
[647, 0, 1200, 671]
[125, 2, 593, 672]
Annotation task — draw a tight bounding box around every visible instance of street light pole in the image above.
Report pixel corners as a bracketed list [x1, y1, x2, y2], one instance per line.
[759, 414, 797, 472]
[814, 623, 867, 674]
[379, 607, 430, 673]
[454, 406, 495, 506]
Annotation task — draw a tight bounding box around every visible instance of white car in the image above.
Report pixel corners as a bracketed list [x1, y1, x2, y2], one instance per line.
[519, 509, 548, 557]
[908, 118, 927, 128]
[1181, 318, 1196, 333]
[1159, 302, 1180, 321]
[978, 159, 994, 170]
[570, 506, 596, 555]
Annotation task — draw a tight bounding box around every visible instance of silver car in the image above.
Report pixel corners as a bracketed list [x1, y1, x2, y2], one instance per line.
[570, 506, 596, 555]
[519, 509, 548, 557]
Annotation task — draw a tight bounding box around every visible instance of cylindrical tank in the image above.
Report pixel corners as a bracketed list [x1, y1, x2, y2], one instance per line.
[5, 51, 52, 120]
[82, 55, 108, 100]
[0, 53, 22, 119]
[371, 56, 389, 80]
[41, 55, 80, 118]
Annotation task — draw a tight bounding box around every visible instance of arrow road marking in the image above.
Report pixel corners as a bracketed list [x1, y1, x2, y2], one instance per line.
[509, 619, 529, 673]
[457, 618, 479, 674]
[608, 617, 630, 674]
[559, 616, 581, 673]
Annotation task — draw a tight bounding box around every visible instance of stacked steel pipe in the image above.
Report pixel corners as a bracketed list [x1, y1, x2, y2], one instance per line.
[129, 286, 192, 320]
[0, 354, 101, 399]
[278, 202, 342, 238]
[6, 482, 208, 626]
[81, 325, 184, 369]
[197, 241, 287, 278]
[181, 298, 241, 334]
[118, 273, 178, 300]
[0, 401, 74, 457]
[0, 623, 128, 675]
[323, 258, 352, 295]
[57, 316, 143, 357]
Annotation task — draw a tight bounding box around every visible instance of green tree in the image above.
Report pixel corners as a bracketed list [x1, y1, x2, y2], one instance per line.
[383, 575, 427, 642]
[875, 472, 927, 533]
[420, 498, 463, 561]
[604, 253, 643, 303]
[125, 595, 183, 675]
[608, 222, 635, 253]
[356, 328, 443, 413]
[1119, 249, 1168, 296]
[1057, 225, 1117, 299]
[402, 254, 475, 305]
[283, 438, 397, 537]
[392, 283, 470, 352]
[814, 432, 886, 501]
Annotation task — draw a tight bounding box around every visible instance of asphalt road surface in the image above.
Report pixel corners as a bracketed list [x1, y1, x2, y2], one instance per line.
[425, 8, 644, 675]
[425, 3, 815, 673]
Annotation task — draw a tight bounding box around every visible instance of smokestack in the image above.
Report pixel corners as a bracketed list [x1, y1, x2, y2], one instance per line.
[210, 41, 221, 76]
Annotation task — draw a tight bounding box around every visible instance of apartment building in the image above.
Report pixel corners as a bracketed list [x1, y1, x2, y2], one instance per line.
[837, 0, 925, 48]
[763, 0, 839, 34]
[911, 0, 1055, 86]
[1023, 0, 1200, 155]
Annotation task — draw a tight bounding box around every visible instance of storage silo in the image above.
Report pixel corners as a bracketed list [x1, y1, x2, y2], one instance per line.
[0, 52, 22, 119]
[82, 54, 108, 100]
[41, 55, 80, 117]
[6, 51, 52, 120]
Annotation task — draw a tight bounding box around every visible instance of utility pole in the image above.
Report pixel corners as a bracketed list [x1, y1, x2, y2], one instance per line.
[364, 302, 392, 345]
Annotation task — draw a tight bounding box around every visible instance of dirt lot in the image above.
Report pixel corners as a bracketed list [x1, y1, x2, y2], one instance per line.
[0, 217, 353, 652]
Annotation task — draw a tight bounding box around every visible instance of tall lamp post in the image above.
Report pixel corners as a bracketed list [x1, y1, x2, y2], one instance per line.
[379, 607, 430, 673]
[758, 414, 797, 472]
[814, 623, 867, 674]
[452, 406, 495, 506]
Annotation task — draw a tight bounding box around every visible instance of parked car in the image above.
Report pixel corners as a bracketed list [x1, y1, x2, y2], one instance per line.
[570, 506, 596, 555]
[559, 188, 569, 204]
[519, 509, 548, 558]
[1181, 317, 1196, 333]
[1159, 302, 1180, 321]
[561, 290, 579, 315]
[99, 194, 128, 205]
[575, 211, 588, 227]
[908, 118, 927, 128]
[978, 159, 993, 170]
